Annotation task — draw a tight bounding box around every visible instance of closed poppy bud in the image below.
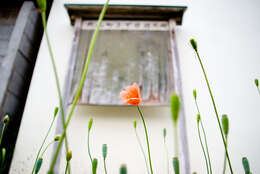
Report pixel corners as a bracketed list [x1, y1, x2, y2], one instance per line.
[36, 0, 46, 12]
[170, 94, 181, 125]
[120, 164, 127, 174]
[3, 115, 9, 124]
[66, 150, 72, 162]
[54, 135, 61, 141]
[173, 157, 180, 174]
[102, 144, 107, 159]
[255, 78, 259, 87]
[133, 120, 137, 129]
[54, 107, 59, 118]
[193, 89, 197, 100]
[221, 114, 229, 137]
[1, 148, 6, 163]
[190, 38, 198, 52]
[88, 118, 93, 132]
[197, 114, 200, 123]
[92, 158, 98, 174]
[163, 128, 167, 138]
[242, 157, 250, 174]
[35, 157, 43, 174]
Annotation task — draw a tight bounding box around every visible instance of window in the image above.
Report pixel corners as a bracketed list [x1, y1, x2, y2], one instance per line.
[64, 4, 186, 106]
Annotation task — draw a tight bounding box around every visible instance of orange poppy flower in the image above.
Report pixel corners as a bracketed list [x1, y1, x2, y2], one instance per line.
[120, 83, 142, 106]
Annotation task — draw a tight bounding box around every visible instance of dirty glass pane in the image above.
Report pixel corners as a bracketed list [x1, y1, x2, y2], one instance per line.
[70, 29, 174, 106]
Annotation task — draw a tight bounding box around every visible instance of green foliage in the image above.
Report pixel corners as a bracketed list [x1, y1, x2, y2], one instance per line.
[170, 94, 181, 125]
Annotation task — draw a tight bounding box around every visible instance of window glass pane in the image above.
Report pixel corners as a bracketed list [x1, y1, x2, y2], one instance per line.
[70, 27, 174, 105]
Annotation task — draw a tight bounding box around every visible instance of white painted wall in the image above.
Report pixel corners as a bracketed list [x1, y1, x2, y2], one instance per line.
[10, 0, 260, 173]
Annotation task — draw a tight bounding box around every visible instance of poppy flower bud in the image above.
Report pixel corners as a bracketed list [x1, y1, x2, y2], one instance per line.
[163, 128, 167, 138]
[3, 115, 9, 124]
[170, 94, 181, 125]
[54, 107, 59, 118]
[66, 150, 72, 162]
[197, 114, 200, 123]
[120, 164, 127, 174]
[35, 157, 43, 174]
[37, 0, 46, 12]
[92, 158, 98, 174]
[255, 78, 259, 87]
[190, 38, 198, 52]
[88, 118, 93, 132]
[173, 157, 180, 174]
[193, 90, 197, 100]
[102, 144, 107, 159]
[54, 135, 61, 141]
[242, 157, 250, 174]
[1, 148, 6, 163]
[133, 120, 137, 129]
[221, 114, 229, 137]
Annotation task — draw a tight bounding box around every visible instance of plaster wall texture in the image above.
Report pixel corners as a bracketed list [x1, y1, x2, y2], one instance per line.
[9, 0, 260, 173]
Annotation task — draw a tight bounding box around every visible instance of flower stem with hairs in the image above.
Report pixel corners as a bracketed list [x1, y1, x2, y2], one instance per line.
[48, 0, 110, 173]
[190, 38, 233, 174]
[163, 128, 170, 174]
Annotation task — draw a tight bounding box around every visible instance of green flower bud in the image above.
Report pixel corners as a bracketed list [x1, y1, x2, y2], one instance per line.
[190, 38, 198, 52]
[163, 128, 167, 138]
[197, 114, 200, 123]
[133, 120, 137, 129]
[88, 118, 93, 132]
[35, 157, 43, 174]
[170, 94, 181, 125]
[221, 114, 229, 137]
[192, 172, 197, 174]
[242, 157, 250, 174]
[92, 158, 98, 174]
[66, 150, 72, 162]
[193, 89, 197, 100]
[37, 0, 46, 12]
[1, 148, 6, 164]
[120, 164, 127, 174]
[54, 107, 59, 118]
[3, 115, 9, 124]
[54, 135, 61, 141]
[102, 144, 107, 159]
[173, 157, 180, 174]
[255, 78, 259, 87]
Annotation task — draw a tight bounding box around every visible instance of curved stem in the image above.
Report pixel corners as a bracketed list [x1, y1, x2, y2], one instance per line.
[200, 121, 212, 174]
[65, 162, 69, 174]
[103, 158, 108, 174]
[223, 137, 228, 174]
[197, 121, 209, 174]
[137, 106, 154, 174]
[195, 50, 233, 173]
[0, 124, 6, 147]
[48, 1, 110, 172]
[134, 129, 150, 174]
[41, 11, 71, 174]
[163, 136, 169, 174]
[173, 124, 179, 158]
[40, 141, 55, 158]
[88, 130, 93, 162]
[31, 116, 55, 174]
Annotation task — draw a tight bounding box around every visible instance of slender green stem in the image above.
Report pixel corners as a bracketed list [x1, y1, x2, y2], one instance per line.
[195, 50, 233, 173]
[134, 129, 150, 174]
[0, 124, 6, 147]
[40, 141, 55, 158]
[173, 124, 179, 158]
[137, 105, 154, 174]
[194, 99, 212, 174]
[163, 136, 169, 174]
[103, 158, 108, 174]
[197, 121, 209, 174]
[223, 137, 228, 174]
[88, 130, 93, 162]
[200, 121, 212, 174]
[65, 162, 69, 174]
[257, 87, 260, 95]
[48, 1, 110, 172]
[41, 11, 71, 174]
[31, 116, 55, 174]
